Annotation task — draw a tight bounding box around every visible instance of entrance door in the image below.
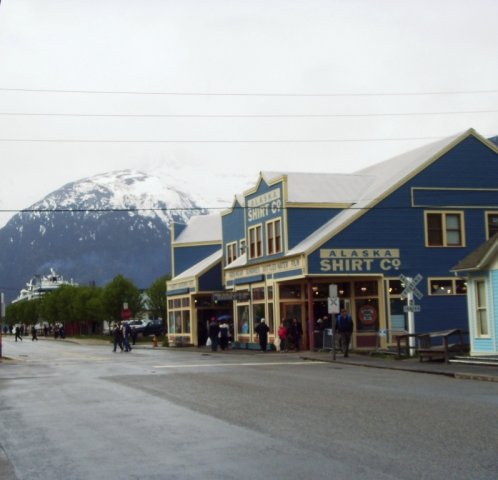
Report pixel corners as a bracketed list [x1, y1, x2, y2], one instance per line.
[281, 303, 306, 350]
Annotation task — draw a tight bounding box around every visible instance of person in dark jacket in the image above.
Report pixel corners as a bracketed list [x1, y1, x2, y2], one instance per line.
[218, 321, 230, 351]
[290, 318, 303, 352]
[112, 323, 124, 352]
[255, 318, 270, 352]
[208, 318, 220, 352]
[336, 308, 354, 357]
[15, 326, 23, 342]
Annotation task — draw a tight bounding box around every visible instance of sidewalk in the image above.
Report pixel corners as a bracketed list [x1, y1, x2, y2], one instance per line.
[300, 350, 498, 382]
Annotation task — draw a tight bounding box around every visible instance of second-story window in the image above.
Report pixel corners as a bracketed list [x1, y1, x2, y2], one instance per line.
[248, 225, 263, 259]
[266, 218, 282, 255]
[425, 211, 464, 247]
[226, 242, 237, 264]
[486, 212, 498, 239]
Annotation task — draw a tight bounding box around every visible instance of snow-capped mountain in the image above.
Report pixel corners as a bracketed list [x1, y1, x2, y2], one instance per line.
[0, 170, 206, 302]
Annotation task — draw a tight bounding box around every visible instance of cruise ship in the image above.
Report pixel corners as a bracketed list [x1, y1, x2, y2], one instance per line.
[12, 269, 78, 304]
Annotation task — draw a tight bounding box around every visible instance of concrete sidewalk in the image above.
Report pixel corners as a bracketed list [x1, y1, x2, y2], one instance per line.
[300, 350, 498, 382]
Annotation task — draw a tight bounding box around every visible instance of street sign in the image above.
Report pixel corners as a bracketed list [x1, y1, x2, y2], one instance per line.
[328, 297, 340, 314]
[404, 305, 421, 313]
[400, 273, 424, 300]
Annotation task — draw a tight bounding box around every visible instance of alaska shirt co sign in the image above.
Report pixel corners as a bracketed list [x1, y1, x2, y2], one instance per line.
[320, 249, 401, 273]
[247, 188, 282, 223]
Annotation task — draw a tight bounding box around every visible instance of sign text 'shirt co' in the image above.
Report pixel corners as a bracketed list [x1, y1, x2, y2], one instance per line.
[320, 248, 401, 272]
[247, 188, 282, 222]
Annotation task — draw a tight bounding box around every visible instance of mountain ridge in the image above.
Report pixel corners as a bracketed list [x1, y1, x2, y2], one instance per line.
[0, 170, 206, 303]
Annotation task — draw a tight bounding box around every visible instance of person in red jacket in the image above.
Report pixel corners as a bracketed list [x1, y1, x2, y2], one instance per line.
[278, 322, 288, 352]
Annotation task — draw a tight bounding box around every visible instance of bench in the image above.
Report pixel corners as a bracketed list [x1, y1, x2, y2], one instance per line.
[416, 329, 468, 364]
[395, 333, 418, 359]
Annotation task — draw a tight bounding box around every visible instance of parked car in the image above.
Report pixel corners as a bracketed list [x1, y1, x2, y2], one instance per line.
[126, 319, 147, 334]
[142, 319, 165, 337]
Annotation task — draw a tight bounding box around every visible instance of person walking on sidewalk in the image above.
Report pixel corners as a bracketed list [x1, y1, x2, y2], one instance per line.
[15, 326, 23, 342]
[31, 325, 38, 341]
[336, 308, 353, 357]
[255, 318, 270, 352]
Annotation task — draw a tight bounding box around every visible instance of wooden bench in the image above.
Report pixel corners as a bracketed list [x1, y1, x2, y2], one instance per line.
[395, 333, 418, 359]
[416, 329, 468, 364]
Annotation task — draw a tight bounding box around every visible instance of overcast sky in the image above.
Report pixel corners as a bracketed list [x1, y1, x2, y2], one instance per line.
[1, 0, 497, 227]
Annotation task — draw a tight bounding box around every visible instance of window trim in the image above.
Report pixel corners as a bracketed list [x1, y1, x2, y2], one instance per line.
[424, 210, 465, 247]
[248, 224, 263, 259]
[265, 218, 282, 256]
[485, 211, 498, 240]
[427, 277, 467, 296]
[474, 279, 490, 338]
[226, 241, 238, 265]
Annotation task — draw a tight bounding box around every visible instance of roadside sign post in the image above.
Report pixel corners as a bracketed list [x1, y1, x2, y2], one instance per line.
[400, 274, 423, 357]
[328, 284, 339, 360]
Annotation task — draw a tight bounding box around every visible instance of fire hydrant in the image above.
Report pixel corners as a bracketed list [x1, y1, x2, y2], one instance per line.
[152, 335, 158, 348]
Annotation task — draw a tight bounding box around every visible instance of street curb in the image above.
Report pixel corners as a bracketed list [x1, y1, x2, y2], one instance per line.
[300, 356, 498, 382]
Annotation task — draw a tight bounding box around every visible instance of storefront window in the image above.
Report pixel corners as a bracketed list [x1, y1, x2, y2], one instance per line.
[267, 286, 273, 300]
[356, 299, 379, 331]
[181, 297, 190, 307]
[267, 303, 274, 333]
[168, 312, 176, 333]
[388, 280, 403, 295]
[311, 284, 328, 299]
[253, 303, 265, 330]
[237, 305, 250, 334]
[280, 284, 301, 299]
[354, 281, 378, 296]
[182, 311, 191, 333]
[337, 283, 351, 297]
[252, 287, 265, 300]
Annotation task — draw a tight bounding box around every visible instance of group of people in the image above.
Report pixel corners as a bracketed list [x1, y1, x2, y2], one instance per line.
[276, 318, 303, 353]
[207, 317, 231, 352]
[111, 322, 134, 352]
[7, 324, 66, 342]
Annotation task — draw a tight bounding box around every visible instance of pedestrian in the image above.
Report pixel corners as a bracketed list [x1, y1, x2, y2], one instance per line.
[112, 323, 124, 352]
[218, 320, 229, 351]
[255, 318, 270, 352]
[131, 326, 138, 346]
[290, 318, 303, 352]
[31, 325, 38, 341]
[15, 326, 23, 342]
[8, 324, 13, 335]
[123, 322, 132, 352]
[208, 317, 220, 352]
[336, 308, 353, 357]
[59, 325, 66, 339]
[278, 321, 288, 352]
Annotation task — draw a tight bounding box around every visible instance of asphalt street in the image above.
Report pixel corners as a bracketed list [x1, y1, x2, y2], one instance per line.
[1, 336, 497, 480]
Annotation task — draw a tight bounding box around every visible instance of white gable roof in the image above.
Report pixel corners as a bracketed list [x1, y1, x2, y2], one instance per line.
[174, 214, 222, 244]
[261, 171, 375, 204]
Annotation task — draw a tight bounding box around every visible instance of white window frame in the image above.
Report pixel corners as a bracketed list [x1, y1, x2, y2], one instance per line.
[427, 277, 467, 296]
[424, 211, 465, 247]
[474, 279, 489, 337]
[226, 241, 238, 265]
[485, 211, 498, 239]
[248, 224, 263, 259]
[266, 218, 282, 256]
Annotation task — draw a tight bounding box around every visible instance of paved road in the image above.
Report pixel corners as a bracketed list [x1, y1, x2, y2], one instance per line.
[1, 337, 497, 480]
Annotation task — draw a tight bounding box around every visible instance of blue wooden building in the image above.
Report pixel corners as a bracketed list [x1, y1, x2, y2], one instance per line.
[167, 129, 498, 350]
[452, 234, 498, 356]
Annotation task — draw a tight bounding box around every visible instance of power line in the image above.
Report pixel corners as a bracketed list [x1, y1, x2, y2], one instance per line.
[0, 136, 445, 144]
[1, 204, 493, 214]
[1, 109, 496, 118]
[1, 87, 498, 97]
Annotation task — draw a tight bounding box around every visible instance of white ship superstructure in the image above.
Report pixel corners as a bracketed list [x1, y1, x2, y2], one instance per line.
[12, 269, 78, 303]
